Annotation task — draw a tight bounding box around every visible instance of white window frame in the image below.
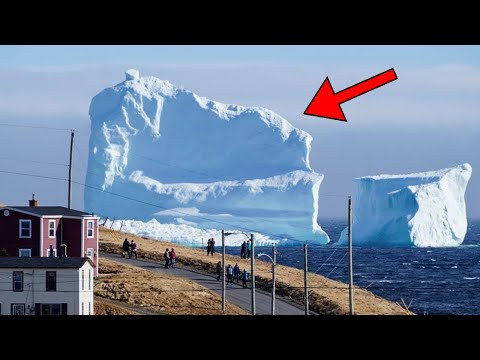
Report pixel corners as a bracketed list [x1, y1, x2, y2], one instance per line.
[12, 304, 25, 316]
[18, 249, 31, 257]
[82, 270, 85, 291]
[86, 248, 94, 260]
[48, 220, 55, 238]
[19, 220, 32, 238]
[87, 220, 94, 238]
[47, 248, 57, 257]
[88, 269, 92, 290]
[13, 271, 23, 292]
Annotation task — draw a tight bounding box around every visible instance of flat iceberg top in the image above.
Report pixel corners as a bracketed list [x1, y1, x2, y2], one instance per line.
[357, 163, 472, 181]
[339, 163, 472, 247]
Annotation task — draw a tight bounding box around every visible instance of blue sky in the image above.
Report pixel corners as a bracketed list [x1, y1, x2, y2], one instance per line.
[0, 45, 478, 218]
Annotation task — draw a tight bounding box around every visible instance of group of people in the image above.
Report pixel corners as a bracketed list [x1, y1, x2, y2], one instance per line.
[206, 238, 216, 256]
[164, 248, 177, 268]
[240, 240, 252, 259]
[216, 261, 249, 288]
[122, 238, 137, 259]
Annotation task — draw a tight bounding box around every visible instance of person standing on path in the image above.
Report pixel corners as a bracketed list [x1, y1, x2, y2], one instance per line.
[129, 240, 137, 259]
[227, 264, 233, 284]
[233, 263, 240, 283]
[216, 261, 222, 281]
[122, 238, 130, 258]
[246, 240, 251, 259]
[207, 238, 211, 256]
[164, 248, 170, 268]
[169, 248, 176, 268]
[242, 269, 249, 288]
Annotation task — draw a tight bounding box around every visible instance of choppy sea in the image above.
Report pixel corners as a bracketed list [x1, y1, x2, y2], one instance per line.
[225, 218, 480, 315]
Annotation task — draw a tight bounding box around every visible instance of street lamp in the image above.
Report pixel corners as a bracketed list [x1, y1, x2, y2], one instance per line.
[221, 230, 242, 312]
[257, 243, 276, 315]
[222, 230, 256, 315]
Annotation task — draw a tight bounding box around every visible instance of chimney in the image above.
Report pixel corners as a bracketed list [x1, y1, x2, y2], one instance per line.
[29, 194, 38, 207]
[59, 244, 67, 257]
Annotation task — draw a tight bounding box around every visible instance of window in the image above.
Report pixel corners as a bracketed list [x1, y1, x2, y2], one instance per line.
[82, 302, 84, 315]
[82, 270, 85, 290]
[46, 271, 56, 291]
[47, 248, 56, 257]
[48, 220, 55, 238]
[41, 304, 61, 315]
[87, 220, 94, 238]
[86, 248, 93, 260]
[88, 269, 91, 290]
[88, 302, 91, 315]
[19, 220, 31, 238]
[11, 304, 25, 315]
[13, 271, 23, 292]
[35, 303, 67, 315]
[18, 249, 31, 257]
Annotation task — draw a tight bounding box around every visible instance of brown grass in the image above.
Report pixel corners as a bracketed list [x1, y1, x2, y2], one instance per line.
[99, 226, 412, 315]
[95, 258, 247, 315]
[94, 299, 139, 315]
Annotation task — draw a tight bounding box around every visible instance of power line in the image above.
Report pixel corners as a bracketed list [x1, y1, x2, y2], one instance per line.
[0, 123, 76, 132]
[0, 168, 340, 245]
[0, 170, 67, 183]
[0, 156, 68, 168]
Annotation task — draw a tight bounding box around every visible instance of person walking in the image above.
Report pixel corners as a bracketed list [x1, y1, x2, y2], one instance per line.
[216, 261, 222, 281]
[233, 263, 240, 283]
[242, 269, 249, 288]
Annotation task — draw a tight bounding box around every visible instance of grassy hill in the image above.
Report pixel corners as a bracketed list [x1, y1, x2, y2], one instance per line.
[99, 226, 412, 315]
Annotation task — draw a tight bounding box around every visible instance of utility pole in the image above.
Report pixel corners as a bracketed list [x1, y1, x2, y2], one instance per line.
[304, 241, 309, 315]
[250, 233, 256, 315]
[272, 243, 276, 315]
[68, 130, 74, 209]
[222, 230, 226, 312]
[348, 196, 354, 315]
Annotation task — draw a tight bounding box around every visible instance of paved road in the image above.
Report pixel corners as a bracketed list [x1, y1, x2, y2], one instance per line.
[102, 252, 306, 315]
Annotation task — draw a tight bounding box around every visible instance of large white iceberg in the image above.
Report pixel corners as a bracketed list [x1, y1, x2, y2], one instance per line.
[338, 163, 472, 247]
[84, 70, 330, 245]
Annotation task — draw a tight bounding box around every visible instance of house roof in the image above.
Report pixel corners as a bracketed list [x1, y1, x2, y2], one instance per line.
[7, 206, 96, 217]
[0, 257, 94, 269]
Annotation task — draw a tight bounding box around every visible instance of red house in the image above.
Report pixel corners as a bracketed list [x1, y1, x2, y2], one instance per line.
[0, 196, 99, 276]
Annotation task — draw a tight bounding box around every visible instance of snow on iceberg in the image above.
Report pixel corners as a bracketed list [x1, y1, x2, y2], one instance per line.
[338, 163, 472, 247]
[85, 69, 329, 245]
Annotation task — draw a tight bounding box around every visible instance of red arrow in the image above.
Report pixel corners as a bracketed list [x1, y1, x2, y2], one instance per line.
[304, 68, 398, 122]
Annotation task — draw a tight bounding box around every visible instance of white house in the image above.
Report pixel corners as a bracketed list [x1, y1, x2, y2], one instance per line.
[0, 257, 94, 315]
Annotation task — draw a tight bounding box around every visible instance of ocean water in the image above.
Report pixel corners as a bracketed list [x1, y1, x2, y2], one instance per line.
[225, 219, 480, 315]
